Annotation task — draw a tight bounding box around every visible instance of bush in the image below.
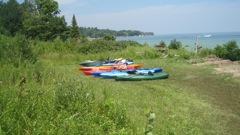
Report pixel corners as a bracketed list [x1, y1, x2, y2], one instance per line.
[168, 38, 182, 49]
[199, 48, 214, 57]
[214, 40, 240, 61]
[0, 34, 38, 66]
[77, 39, 142, 54]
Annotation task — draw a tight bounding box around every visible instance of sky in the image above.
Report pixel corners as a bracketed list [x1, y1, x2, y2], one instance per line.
[16, 0, 240, 34]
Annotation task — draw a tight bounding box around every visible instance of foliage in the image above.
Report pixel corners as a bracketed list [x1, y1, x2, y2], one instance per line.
[0, 0, 23, 36]
[0, 65, 132, 134]
[214, 40, 240, 61]
[0, 26, 10, 36]
[167, 48, 195, 60]
[198, 48, 215, 57]
[103, 33, 116, 41]
[214, 45, 227, 58]
[156, 40, 167, 48]
[168, 38, 182, 50]
[76, 39, 143, 54]
[70, 14, 80, 39]
[1, 35, 240, 134]
[79, 27, 154, 38]
[0, 34, 38, 66]
[21, 0, 68, 41]
[0, 0, 154, 41]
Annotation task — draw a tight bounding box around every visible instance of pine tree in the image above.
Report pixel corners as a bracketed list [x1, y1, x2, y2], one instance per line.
[70, 14, 80, 39]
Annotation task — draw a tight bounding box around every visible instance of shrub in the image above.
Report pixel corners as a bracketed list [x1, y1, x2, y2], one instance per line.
[0, 34, 38, 66]
[168, 38, 182, 49]
[198, 48, 214, 57]
[214, 40, 240, 61]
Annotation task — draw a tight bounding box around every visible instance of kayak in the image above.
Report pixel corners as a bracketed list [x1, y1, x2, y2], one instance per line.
[83, 69, 113, 75]
[115, 72, 169, 81]
[102, 58, 134, 66]
[79, 60, 102, 66]
[127, 67, 162, 74]
[100, 71, 129, 79]
[78, 63, 141, 72]
[113, 63, 142, 69]
[102, 61, 134, 66]
[91, 70, 109, 77]
[78, 66, 115, 72]
[91, 69, 133, 77]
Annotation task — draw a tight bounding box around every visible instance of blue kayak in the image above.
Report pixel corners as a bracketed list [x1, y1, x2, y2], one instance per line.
[127, 67, 162, 74]
[91, 69, 132, 77]
[100, 71, 129, 79]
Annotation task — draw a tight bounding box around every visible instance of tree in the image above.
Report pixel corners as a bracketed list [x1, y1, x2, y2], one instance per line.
[103, 33, 116, 41]
[22, 0, 68, 40]
[0, 0, 23, 36]
[214, 45, 227, 58]
[223, 40, 240, 61]
[70, 14, 80, 39]
[214, 40, 240, 61]
[168, 38, 182, 49]
[155, 40, 166, 48]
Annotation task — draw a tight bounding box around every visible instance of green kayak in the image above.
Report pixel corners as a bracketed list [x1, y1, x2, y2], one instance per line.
[115, 72, 169, 81]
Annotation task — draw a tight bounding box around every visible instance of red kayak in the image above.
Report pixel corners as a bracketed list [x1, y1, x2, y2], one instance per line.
[78, 63, 142, 72]
[83, 69, 113, 75]
[78, 66, 115, 72]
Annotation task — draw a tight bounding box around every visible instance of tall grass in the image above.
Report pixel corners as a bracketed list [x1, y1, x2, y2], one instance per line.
[1, 35, 239, 134]
[49, 57, 240, 135]
[0, 62, 133, 134]
[0, 35, 133, 134]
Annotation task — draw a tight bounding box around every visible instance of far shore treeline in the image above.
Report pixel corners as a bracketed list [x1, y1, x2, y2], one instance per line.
[0, 0, 153, 41]
[79, 27, 154, 38]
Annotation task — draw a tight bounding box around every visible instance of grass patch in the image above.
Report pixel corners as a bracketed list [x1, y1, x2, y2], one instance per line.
[1, 50, 240, 134]
[46, 56, 240, 134]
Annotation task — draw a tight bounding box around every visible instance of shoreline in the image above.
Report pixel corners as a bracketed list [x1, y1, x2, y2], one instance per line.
[116, 32, 240, 50]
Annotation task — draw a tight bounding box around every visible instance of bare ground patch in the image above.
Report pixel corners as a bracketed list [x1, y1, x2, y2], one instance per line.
[192, 56, 240, 77]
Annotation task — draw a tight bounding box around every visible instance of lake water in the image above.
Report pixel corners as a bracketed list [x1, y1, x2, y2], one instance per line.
[116, 32, 240, 51]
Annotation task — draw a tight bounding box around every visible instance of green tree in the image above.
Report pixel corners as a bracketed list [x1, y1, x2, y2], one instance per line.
[214, 45, 227, 58]
[223, 40, 240, 61]
[0, 0, 23, 36]
[155, 40, 166, 48]
[22, 0, 67, 41]
[168, 38, 182, 49]
[103, 33, 116, 41]
[214, 41, 240, 61]
[70, 14, 80, 39]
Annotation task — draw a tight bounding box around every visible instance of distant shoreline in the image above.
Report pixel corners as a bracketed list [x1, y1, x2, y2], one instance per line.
[116, 32, 240, 51]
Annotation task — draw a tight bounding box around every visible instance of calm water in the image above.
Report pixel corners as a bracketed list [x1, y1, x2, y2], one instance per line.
[116, 32, 240, 51]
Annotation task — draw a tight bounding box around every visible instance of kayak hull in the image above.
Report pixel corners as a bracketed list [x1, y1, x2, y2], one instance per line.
[115, 72, 169, 81]
[100, 71, 129, 79]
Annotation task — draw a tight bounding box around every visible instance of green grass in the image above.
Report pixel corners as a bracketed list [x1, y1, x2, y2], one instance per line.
[41, 54, 240, 135]
[1, 51, 240, 134]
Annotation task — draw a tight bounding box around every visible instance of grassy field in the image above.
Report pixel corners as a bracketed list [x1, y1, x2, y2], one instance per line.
[40, 53, 240, 135]
[1, 35, 240, 134]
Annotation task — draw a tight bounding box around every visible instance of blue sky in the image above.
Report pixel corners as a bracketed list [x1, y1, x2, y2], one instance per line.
[16, 0, 240, 34]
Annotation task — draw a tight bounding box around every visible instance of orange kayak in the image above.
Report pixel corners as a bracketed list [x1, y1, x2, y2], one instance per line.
[78, 66, 115, 72]
[78, 64, 142, 72]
